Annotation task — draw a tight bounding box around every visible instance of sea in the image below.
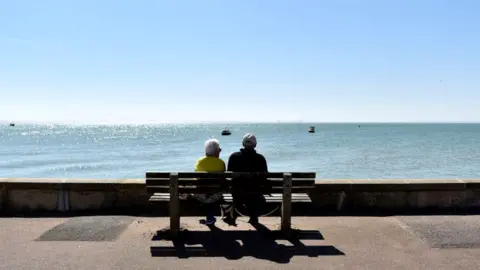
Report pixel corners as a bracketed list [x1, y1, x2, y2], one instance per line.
[1, 123, 479, 179]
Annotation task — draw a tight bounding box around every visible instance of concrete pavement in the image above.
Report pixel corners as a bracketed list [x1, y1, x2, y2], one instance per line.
[1, 215, 480, 269]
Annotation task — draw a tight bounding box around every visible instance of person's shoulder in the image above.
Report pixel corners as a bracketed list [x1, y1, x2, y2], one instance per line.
[256, 152, 265, 157]
[218, 158, 226, 168]
[194, 157, 205, 171]
[255, 152, 266, 159]
[195, 156, 208, 163]
[195, 156, 211, 167]
[230, 150, 242, 156]
[212, 156, 225, 163]
[229, 151, 242, 158]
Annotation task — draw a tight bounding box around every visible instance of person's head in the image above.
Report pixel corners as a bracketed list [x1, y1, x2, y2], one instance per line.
[242, 133, 257, 150]
[204, 138, 221, 157]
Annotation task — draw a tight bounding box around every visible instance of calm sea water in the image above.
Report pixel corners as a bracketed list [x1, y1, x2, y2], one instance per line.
[1, 123, 479, 179]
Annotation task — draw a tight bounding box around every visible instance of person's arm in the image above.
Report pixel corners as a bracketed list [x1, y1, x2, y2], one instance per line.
[194, 158, 202, 172]
[227, 154, 236, 171]
[260, 155, 268, 172]
[257, 154, 269, 193]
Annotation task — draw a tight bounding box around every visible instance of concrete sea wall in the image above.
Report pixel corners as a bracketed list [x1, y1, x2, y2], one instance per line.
[1, 178, 480, 215]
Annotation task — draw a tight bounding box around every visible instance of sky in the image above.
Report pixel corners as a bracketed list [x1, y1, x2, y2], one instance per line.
[1, 0, 479, 124]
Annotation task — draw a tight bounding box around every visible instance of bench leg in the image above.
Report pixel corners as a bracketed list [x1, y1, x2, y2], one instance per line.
[281, 173, 292, 236]
[169, 173, 180, 237]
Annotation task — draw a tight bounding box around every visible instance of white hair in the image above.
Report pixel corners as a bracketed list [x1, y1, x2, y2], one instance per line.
[242, 133, 257, 149]
[204, 139, 221, 156]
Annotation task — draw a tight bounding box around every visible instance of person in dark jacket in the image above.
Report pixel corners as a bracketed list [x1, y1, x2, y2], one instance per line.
[226, 133, 268, 224]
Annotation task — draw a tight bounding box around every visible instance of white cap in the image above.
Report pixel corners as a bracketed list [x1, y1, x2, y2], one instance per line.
[242, 133, 257, 149]
[205, 139, 221, 156]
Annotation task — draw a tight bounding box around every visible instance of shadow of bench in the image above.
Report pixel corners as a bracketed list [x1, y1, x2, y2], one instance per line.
[150, 222, 344, 263]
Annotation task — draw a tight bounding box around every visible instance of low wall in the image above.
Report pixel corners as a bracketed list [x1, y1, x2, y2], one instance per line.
[1, 178, 480, 215]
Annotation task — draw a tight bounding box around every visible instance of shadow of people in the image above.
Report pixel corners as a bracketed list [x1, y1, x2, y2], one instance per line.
[150, 223, 345, 263]
[239, 222, 291, 263]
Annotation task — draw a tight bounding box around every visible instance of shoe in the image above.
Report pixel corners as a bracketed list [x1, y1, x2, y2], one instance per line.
[248, 217, 259, 224]
[222, 216, 237, 226]
[205, 216, 216, 225]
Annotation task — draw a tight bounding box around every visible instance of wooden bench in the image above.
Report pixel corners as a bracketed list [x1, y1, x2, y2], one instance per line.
[146, 172, 316, 237]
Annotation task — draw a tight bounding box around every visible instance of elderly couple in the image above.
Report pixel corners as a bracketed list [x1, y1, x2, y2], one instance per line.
[192, 133, 268, 225]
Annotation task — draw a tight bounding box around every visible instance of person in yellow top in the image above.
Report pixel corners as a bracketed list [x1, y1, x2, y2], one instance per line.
[194, 139, 226, 172]
[193, 138, 226, 225]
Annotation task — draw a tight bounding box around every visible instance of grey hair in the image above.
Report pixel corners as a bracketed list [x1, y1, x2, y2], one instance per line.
[204, 138, 221, 156]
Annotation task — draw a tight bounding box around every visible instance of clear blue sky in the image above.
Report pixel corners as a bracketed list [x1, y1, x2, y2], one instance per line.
[1, 0, 479, 124]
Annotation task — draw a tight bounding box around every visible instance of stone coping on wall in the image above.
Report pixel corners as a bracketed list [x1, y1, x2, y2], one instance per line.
[1, 178, 479, 191]
[1, 178, 480, 213]
[0, 178, 145, 190]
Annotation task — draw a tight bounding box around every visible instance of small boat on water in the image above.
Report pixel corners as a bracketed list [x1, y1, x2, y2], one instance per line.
[308, 126, 315, 133]
[9, 123, 15, 127]
[221, 128, 231, 136]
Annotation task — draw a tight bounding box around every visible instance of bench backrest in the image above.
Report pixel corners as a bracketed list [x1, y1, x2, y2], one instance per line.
[145, 172, 316, 194]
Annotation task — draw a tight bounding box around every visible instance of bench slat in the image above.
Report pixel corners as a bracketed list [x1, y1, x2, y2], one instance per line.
[146, 172, 171, 179]
[148, 198, 312, 202]
[222, 195, 311, 203]
[149, 193, 310, 198]
[146, 178, 227, 186]
[146, 178, 315, 187]
[149, 193, 311, 203]
[146, 172, 316, 179]
[146, 186, 314, 194]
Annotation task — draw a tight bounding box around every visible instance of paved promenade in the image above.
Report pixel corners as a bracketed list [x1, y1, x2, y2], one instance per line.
[1, 215, 480, 269]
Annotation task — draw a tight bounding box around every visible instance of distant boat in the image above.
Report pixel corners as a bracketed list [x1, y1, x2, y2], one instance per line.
[221, 128, 231, 136]
[9, 123, 15, 127]
[308, 126, 315, 133]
